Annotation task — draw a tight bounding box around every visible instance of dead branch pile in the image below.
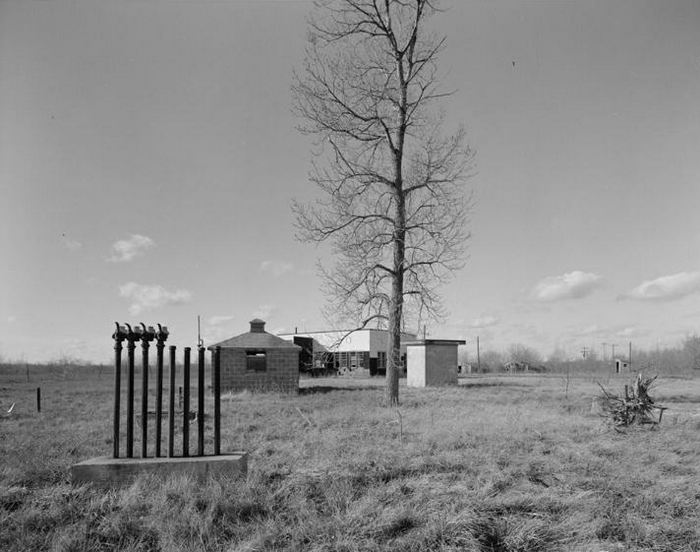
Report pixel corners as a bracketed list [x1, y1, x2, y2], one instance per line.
[598, 373, 666, 428]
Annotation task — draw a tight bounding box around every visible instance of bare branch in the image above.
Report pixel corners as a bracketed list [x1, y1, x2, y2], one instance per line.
[292, 0, 474, 405]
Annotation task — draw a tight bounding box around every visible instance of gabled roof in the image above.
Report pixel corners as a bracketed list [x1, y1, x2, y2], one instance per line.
[209, 332, 300, 349]
[207, 319, 301, 350]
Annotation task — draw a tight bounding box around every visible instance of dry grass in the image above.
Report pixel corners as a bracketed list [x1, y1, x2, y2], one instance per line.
[1, 370, 700, 551]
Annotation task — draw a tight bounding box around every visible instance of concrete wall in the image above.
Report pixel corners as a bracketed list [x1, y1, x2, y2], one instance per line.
[407, 344, 458, 387]
[406, 346, 427, 387]
[220, 348, 299, 393]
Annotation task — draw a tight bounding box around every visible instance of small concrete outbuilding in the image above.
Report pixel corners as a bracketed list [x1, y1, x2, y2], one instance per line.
[209, 319, 301, 393]
[615, 358, 629, 374]
[406, 339, 466, 387]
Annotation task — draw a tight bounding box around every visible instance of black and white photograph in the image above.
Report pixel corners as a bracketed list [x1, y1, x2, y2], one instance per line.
[1, 1, 699, 550]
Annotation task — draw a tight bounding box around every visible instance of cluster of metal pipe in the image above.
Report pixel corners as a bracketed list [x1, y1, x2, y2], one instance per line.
[111, 322, 221, 459]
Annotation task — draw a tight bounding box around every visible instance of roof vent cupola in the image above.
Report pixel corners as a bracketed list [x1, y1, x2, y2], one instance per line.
[249, 319, 266, 333]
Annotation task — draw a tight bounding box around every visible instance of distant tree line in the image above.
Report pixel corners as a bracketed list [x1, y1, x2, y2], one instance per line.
[461, 335, 700, 376]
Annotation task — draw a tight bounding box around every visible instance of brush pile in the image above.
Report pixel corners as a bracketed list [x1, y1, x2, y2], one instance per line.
[598, 373, 666, 428]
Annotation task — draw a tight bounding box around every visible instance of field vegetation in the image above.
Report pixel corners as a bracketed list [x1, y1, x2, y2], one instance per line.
[1, 365, 700, 551]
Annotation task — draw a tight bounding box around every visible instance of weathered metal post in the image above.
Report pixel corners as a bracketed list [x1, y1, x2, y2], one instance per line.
[155, 324, 168, 457]
[125, 323, 141, 458]
[168, 345, 176, 458]
[214, 346, 221, 455]
[183, 347, 191, 457]
[140, 324, 155, 458]
[197, 346, 205, 456]
[112, 323, 127, 458]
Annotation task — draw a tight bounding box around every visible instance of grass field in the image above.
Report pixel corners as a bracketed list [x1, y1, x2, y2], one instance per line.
[1, 369, 700, 551]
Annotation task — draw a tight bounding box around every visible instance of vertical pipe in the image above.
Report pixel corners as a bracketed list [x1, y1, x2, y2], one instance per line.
[141, 336, 150, 458]
[126, 337, 136, 458]
[113, 333, 123, 458]
[197, 347, 205, 456]
[476, 336, 481, 373]
[155, 339, 164, 457]
[214, 346, 221, 455]
[168, 345, 176, 458]
[183, 347, 191, 457]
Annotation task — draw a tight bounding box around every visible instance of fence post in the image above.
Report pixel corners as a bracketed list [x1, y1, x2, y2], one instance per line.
[155, 325, 168, 457]
[112, 323, 126, 458]
[214, 346, 221, 455]
[168, 345, 176, 458]
[183, 347, 191, 457]
[198, 346, 205, 456]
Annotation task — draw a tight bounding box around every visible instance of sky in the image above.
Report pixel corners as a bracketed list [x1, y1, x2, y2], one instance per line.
[1, 0, 699, 364]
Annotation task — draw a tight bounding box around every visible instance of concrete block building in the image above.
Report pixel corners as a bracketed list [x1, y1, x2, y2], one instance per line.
[406, 339, 466, 387]
[209, 319, 301, 393]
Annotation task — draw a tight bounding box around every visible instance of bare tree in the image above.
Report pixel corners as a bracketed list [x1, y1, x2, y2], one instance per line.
[506, 343, 542, 368]
[478, 350, 504, 373]
[682, 334, 700, 370]
[292, 0, 474, 405]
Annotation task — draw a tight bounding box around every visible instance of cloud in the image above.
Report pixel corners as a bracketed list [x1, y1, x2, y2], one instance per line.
[201, 315, 238, 346]
[208, 315, 236, 326]
[470, 315, 499, 329]
[119, 282, 192, 315]
[625, 272, 700, 301]
[574, 324, 602, 337]
[569, 324, 648, 342]
[615, 326, 648, 338]
[532, 271, 603, 302]
[108, 234, 155, 262]
[259, 260, 293, 277]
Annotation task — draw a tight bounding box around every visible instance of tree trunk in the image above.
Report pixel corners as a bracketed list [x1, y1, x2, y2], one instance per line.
[385, 48, 409, 407]
[386, 263, 404, 405]
[386, 194, 405, 406]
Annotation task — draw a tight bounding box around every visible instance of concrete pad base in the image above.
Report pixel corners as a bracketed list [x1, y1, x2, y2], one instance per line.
[71, 452, 248, 488]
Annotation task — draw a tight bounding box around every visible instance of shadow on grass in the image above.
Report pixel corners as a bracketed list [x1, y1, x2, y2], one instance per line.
[459, 381, 530, 389]
[300, 380, 532, 395]
[299, 386, 376, 395]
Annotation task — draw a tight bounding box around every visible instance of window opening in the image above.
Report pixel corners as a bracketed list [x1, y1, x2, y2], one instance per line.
[246, 350, 267, 372]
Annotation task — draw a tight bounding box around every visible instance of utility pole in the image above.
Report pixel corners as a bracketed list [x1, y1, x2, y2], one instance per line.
[629, 341, 632, 370]
[477, 336, 481, 373]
